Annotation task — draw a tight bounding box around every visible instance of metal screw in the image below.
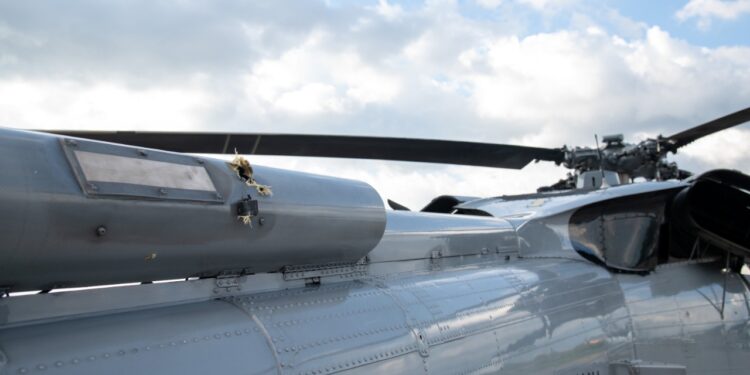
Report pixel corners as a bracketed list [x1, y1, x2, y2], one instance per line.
[95, 225, 107, 237]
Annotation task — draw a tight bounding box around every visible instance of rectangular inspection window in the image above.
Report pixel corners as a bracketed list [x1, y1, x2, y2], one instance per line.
[75, 150, 216, 192]
[62, 138, 223, 203]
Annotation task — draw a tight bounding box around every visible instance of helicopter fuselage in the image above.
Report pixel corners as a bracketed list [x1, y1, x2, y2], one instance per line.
[0, 128, 749, 375]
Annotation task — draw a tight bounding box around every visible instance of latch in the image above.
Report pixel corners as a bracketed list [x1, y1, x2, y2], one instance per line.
[213, 274, 246, 294]
[236, 195, 259, 226]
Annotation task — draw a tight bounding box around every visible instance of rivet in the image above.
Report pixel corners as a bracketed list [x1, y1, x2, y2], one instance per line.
[17, 368, 27, 374]
[36, 364, 46, 371]
[103, 353, 111, 359]
[137, 149, 148, 157]
[54, 362, 63, 368]
[71, 359, 80, 365]
[87, 356, 96, 361]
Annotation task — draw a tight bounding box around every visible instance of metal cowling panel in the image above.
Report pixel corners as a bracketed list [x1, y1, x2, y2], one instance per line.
[0, 128, 386, 292]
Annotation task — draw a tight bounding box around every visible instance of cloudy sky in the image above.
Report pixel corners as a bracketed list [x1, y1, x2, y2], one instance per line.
[1, 0, 750, 209]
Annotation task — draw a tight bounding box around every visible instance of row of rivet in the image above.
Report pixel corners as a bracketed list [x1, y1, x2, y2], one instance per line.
[295, 344, 419, 375]
[271, 304, 396, 328]
[238, 281, 361, 302]
[236, 287, 384, 310]
[233, 295, 349, 313]
[278, 323, 408, 354]
[453, 357, 504, 375]
[332, 271, 368, 280]
[14, 327, 257, 374]
[283, 265, 367, 279]
[284, 262, 362, 272]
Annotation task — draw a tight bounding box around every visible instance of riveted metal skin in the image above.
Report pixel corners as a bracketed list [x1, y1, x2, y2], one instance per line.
[1, 129, 750, 374]
[1, 254, 748, 374]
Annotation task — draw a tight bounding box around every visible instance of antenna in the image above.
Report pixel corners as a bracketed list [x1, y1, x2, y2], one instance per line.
[594, 134, 608, 188]
[655, 138, 662, 181]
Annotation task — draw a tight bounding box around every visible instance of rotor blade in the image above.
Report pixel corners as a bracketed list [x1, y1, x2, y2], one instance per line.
[45, 131, 565, 169]
[666, 106, 750, 149]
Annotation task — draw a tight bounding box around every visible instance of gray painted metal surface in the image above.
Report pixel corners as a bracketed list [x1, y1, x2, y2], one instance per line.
[1, 255, 747, 374]
[0, 129, 385, 291]
[1, 128, 749, 374]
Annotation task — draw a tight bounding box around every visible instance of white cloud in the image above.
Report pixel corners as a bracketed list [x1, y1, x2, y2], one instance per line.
[273, 83, 345, 115]
[1, 1, 750, 208]
[371, 0, 405, 21]
[676, 0, 750, 29]
[676, 128, 750, 169]
[0, 79, 215, 131]
[517, 0, 578, 11]
[246, 155, 569, 209]
[243, 31, 401, 116]
[475, 0, 503, 9]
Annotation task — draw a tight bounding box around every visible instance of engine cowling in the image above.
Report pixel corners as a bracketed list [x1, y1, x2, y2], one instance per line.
[0, 129, 386, 292]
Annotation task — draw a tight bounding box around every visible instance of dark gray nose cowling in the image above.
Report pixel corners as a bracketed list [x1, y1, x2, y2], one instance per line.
[0, 128, 386, 292]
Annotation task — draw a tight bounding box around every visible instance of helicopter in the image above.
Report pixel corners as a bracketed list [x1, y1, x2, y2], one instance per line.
[0, 106, 749, 375]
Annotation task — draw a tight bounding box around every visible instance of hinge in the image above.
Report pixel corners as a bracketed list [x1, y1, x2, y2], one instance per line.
[213, 273, 246, 294]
